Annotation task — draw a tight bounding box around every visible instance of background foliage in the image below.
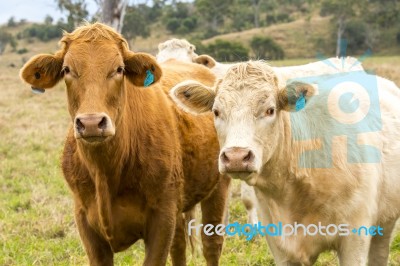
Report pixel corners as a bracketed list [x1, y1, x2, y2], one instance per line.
[1, 0, 399, 60]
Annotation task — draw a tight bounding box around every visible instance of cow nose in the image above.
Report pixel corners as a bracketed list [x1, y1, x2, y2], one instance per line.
[220, 147, 255, 172]
[74, 113, 115, 139]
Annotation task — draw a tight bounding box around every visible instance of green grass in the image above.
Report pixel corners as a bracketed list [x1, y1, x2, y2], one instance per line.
[1, 45, 400, 265]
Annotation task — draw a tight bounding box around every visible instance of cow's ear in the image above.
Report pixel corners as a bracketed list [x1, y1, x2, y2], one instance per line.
[124, 52, 162, 87]
[278, 81, 316, 112]
[170, 80, 216, 114]
[20, 51, 64, 90]
[194, 54, 216, 68]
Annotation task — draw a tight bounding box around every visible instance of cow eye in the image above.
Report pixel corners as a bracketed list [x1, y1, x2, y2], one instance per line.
[213, 109, 220, 117]
[62, 66, 70, 74]
[265, 108, 275, 116]
[116, 66, 124, 74]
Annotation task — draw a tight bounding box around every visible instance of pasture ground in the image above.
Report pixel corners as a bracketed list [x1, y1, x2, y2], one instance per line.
[0, 41, 399, 265]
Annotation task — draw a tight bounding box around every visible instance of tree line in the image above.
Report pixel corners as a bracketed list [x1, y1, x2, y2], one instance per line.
[0, 0, 399, 60]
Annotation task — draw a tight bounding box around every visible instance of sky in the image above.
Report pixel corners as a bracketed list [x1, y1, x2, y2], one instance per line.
[0, 0, 98, 24]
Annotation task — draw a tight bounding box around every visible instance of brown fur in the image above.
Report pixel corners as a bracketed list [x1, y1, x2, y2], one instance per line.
[20, 23, 229, 266]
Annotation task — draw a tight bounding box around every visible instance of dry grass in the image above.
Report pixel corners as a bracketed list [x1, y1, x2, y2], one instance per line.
[363, 57, 400, 87]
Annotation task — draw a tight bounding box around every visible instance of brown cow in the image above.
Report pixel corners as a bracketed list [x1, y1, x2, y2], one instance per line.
[20, 23, 229, 266]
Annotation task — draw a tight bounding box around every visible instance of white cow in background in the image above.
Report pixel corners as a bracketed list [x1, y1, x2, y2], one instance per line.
[170, 60, 400, 266]
[156, 38, 198, 63]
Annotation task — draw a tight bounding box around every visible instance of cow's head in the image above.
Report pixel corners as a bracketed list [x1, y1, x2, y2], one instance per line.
[20, 23, 162, 144]
[156, 38, 198, 63]
[170, 61, 315, 184]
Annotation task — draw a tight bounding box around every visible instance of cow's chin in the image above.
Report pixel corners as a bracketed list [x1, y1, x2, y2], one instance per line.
[226, 171, 258, 185]
[77, 136, 111, 144]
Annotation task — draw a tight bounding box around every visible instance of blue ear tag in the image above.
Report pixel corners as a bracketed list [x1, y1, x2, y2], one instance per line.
[144, 70, 154, 87]
[295, 93, 306, 111]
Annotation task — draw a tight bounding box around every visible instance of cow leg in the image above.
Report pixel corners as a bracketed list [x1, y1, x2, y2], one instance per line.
[368, 220, 397, 266]
[223, 183, 232, 225]
[338, 234, 371, 266]
[240, 182, 258, 224]
[143, 207, 177, 266]
[170, 213, 186, 266]
[200, 175, 230, 266]
[75, 207, 114, 266]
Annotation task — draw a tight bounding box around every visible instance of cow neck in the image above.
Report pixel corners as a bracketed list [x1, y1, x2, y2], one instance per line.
[258, 111, 334, 226]
[75, 133, 126, 243]
[259, 110, 320, 204]
[257, 113, 290, 198]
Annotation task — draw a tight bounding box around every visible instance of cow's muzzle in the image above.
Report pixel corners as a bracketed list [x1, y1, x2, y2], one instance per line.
[74, 113, 115, 142]
[219, 147, 257, 179]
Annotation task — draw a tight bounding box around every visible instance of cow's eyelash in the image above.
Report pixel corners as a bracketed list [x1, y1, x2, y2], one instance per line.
[62, 66, 70, 74]
[265, 108, 275, 116]
[108, 67, 125, 78]
[116, 66, 125, 74]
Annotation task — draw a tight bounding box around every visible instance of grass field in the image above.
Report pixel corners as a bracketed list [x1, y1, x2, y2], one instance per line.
[1, 40, 400, 265]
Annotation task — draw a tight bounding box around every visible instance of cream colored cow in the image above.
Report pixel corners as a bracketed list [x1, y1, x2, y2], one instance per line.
[156, 38, 198, 63]
[170, 60, 400, 266]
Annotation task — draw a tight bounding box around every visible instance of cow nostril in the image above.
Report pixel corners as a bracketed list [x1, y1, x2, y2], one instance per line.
[221, 152, 230, 163]
[76, 118, 85, 133]
[98, 117, 107, 130]
[243, 150, 254, 162]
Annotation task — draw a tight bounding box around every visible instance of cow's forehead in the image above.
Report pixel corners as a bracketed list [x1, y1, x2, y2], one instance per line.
[65, 41, 123, 68]
[68, 41, 121, 56]
[60, 23, 128, 67]
[219, 80, 275, 92]
[216, 79, 277, 101]
[215, 84, 275, 111]
[218, 61, 278, 91]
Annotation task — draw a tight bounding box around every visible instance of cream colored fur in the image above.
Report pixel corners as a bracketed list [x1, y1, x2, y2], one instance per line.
[170, 60, 400, 266]
[156, 38, 198, 63]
